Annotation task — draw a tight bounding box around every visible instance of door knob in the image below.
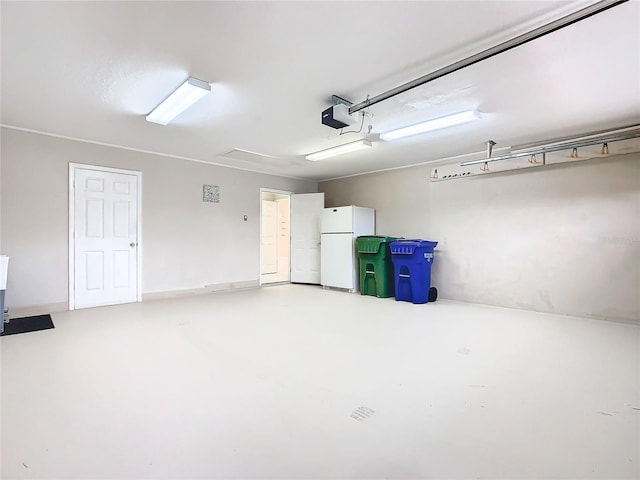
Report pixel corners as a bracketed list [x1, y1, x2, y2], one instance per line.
[130, 242, 137, 247]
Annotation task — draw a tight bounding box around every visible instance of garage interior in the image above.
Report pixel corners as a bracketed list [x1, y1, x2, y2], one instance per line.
[1, 1, 638, 479]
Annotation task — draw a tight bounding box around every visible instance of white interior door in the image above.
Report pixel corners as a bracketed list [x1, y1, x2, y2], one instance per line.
[261, 200, 278, 274]
[71, 166, 140, 309]
[290, 192, 324, 284]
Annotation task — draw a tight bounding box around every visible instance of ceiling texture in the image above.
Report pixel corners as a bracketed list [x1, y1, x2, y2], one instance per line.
[1, 1, 639, 181]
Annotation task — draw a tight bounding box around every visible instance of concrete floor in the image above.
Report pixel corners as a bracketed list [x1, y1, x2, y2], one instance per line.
[1, 284, 638, 479]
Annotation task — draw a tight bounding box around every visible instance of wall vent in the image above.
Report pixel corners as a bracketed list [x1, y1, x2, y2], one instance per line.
[218, 149, 295, 168]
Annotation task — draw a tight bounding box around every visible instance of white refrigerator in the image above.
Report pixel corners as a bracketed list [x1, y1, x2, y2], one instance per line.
[320, 206, 375, 292]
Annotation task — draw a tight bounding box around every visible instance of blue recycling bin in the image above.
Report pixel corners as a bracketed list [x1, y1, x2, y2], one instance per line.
[390, 239, 438, 304]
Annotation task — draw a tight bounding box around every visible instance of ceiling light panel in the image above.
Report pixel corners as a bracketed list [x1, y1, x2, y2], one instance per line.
[306, 140, 372, 161]
[146, 77, 211, 125]
[380, 110, 481, 141]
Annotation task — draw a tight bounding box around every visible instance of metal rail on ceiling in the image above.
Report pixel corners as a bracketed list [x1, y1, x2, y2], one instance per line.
[348, 0, 628, 115]
[460, 125, 640, 166]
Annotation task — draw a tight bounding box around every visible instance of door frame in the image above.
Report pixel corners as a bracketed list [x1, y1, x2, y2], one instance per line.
[68, 163, 143, 310]
[259, 188, 292, 286]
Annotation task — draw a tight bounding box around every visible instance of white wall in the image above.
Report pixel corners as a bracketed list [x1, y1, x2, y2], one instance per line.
[0, 132, 2, 253]
[0, 128, 317, 310]
[320, 153, 640, 323]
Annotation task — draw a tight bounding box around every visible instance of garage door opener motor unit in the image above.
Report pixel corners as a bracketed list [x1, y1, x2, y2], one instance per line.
[322, 103, 358, 129]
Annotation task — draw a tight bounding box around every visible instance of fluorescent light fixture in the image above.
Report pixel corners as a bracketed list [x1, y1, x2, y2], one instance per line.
[380, 110, 481, 141]
[305, 139, 372, 161]
[146, 77, 211, 125]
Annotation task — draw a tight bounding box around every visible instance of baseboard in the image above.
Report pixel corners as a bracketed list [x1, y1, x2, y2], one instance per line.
[204, 280, 260, 292]
[7, 281, 262, 316]
[143, 280, 260, 301]
[439, 297, 640, 326]
[7, 302, 68, 319]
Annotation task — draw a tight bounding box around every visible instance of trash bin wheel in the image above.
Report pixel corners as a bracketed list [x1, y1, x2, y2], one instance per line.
[428, 286, 438, 302]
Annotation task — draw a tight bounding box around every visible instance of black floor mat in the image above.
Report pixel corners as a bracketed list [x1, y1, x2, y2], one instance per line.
[1, 314, 55, 336]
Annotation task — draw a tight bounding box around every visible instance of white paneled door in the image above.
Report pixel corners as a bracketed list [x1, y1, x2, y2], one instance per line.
[71, 165, 141, 309]
[290, 192, 324, 284]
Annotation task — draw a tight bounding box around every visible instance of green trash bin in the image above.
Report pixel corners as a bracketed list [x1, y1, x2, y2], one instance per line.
[357, 236, 399, 298]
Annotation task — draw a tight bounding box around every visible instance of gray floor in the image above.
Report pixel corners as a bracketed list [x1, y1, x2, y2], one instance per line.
[1, 284, 638, 479]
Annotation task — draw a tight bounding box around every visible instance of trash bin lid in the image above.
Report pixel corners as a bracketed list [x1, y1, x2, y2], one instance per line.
[356, 236, 399, 254]
[390, 239, 438, 254]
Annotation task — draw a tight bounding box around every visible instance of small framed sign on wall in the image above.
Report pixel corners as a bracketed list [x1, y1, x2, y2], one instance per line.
[203, 184, 220, 203]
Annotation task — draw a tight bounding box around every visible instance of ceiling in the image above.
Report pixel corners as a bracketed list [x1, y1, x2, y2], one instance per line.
[1, 1, 639, 182]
